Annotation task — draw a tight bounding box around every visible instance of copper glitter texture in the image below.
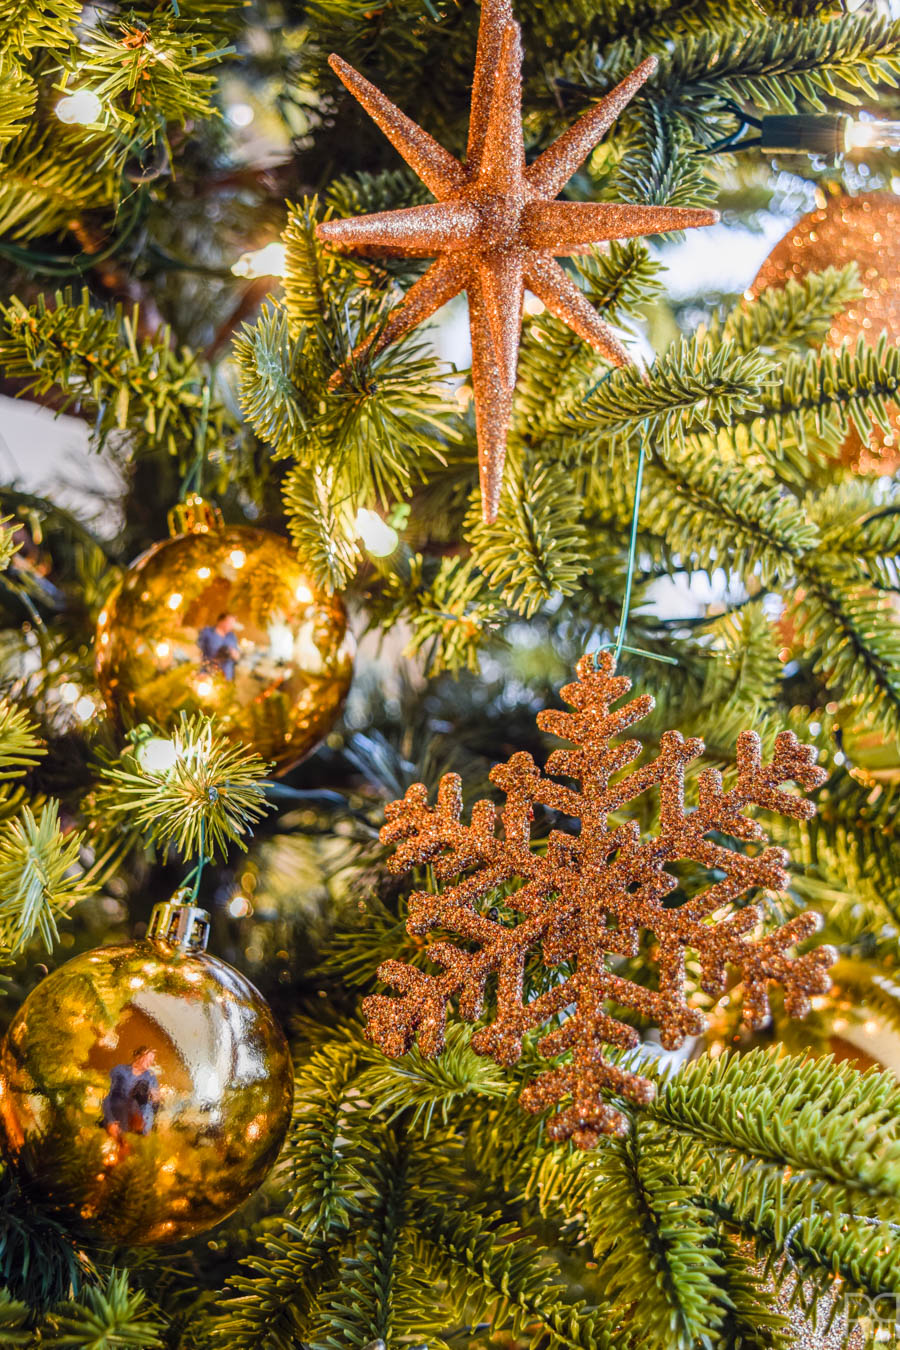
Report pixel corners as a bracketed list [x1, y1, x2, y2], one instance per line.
[316, 0, 719, 524]
[363, 653, 835, 1149]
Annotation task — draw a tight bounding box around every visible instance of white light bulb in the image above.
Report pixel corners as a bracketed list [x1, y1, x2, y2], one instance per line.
[74, 695, 97, 721]
[845, 117, 900, 151]
[137, 737, 179, 775]
[55, 90, 103, 126]
[355, 508, 399, 558]
[228, 102, 255, 128]
[231, 241, 286, 279]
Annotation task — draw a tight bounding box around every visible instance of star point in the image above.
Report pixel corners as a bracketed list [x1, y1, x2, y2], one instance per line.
[317, 5, 718, 523]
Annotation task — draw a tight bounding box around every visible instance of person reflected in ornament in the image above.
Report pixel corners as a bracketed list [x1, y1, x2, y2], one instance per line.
[197, 613, 241, 680]
[102, 1046, 161, 1144]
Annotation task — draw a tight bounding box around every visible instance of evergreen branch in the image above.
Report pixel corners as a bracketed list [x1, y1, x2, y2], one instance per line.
[712, 1234, 792, 1350]
[649, 14, 900, 116]
[577, 239, 665, 322]
[309, 1135, 409, 1350]
[583, 1123, 729, 1350]
[645, 1049, 900, 1207]
[541, 337, 770, 457]
[65, 16, 232, 129]
[0, 516, 21, 571]
[312, 332, 460, 502]
[798, 800, 900, 937]
[0, 1291, 30, 1344]
[611, 106, 717, 208]
[790, 571, 900, 738]
[234, 304, 310, 453]
[640, 451, 819, 587]
[0, 699, 44, 781]
[465, 459, 590, 618]
[0, 0, 82, 56]
[411, 1202, 620, 1350]
[710, 1181, 900, 1303]
[204, 1230, 340, 1350]
[283, 198, 343, 334]
[92, 714, 271, 860]
[286, 1039, 364, 1239]
[514, 242, 663, 439]
[0, 57, 35, 151]
[729, 337, 900, 457]
[0, 291, 227, 461]
[355, 1024, 508, 1133]
[282, 463, 361, 593]
[326, 167, 432, 220]
[0, 801, 94, 954]
[631, 436, 900, 735]
[515, 243, 664, 436]
[0, 123, 119, 239]
[814, 493, 900, 589]
[0, 1171, 89, 1311]
[40, 1270, 164, 1349]
[380, 555, 502, 675]
[723, 266, 863, 357]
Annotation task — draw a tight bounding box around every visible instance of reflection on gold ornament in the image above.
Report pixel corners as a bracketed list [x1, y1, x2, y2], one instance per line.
[96, 498, 355, 773]
[750, 193, 900, 473]
[0, 897, 293, 1246]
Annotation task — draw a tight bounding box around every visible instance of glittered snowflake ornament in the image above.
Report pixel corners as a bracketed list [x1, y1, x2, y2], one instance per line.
[364, 654, 835, 1149]
[316, 0, 718, 523]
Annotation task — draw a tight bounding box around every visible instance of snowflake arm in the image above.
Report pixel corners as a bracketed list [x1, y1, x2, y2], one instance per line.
[364, 653, 835, 1148]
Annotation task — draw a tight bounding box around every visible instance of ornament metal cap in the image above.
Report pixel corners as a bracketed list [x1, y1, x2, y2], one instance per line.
[166, 494, 224, 538]
[147, 891, 211, 952]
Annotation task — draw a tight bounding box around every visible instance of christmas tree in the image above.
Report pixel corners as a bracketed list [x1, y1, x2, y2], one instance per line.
[1, 0, 900, 1343]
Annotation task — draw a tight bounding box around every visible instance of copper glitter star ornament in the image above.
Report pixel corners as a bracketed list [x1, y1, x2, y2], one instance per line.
[316, 0, 719, 523]
[364, 653, 835, 1149]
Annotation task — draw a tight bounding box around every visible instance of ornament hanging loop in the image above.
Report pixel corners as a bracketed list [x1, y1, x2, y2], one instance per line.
[597, 421, 677, 670]
[147, 890, 211, 952]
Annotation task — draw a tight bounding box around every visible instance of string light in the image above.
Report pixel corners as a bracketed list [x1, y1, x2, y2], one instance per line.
[231, 242, 286, 279]
[844, 116, 900, 151]
[137, 737, 180, 775]
[227, 103, 255, 128]
[55, 90, 103, 126]
[355, 508, 399, 557]
[710, 108, 900, 159]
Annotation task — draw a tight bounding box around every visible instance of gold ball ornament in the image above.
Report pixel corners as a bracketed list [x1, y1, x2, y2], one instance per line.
[96, 497, 354, 773]
[0, 899, 293, 1246]
[750, 192, 900, 473]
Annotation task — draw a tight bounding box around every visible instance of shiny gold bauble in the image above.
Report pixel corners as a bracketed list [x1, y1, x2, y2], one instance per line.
[0, 903, 293, 1246]
[95, 498, 354, 773]
[750, 192, 900, 473]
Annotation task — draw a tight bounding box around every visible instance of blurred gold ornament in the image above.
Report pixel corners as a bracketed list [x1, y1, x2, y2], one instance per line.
[316, 0, 717, 524]
[750, 192, 900, 473]
[0, 896, 293, 1246]
[96, 497, 354, 773]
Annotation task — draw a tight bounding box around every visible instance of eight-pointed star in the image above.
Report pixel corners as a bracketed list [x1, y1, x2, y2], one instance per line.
[317, 0, 719, 523]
